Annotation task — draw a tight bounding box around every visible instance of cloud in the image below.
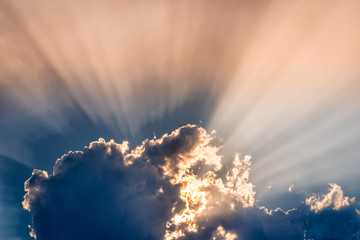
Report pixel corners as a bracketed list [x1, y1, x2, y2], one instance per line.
[23, 138, 171, 240]
[23, 125, 360, 240]
[256, 204, 360, 240]
[306, 183, 355, 213]
[23, 125, 256, 240]
[211, 226, 237, 240]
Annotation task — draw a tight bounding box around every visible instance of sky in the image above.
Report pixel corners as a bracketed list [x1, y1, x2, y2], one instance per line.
[1, 0, 360, 239]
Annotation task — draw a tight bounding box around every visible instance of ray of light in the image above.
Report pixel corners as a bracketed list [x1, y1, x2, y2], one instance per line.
[1, 0, 360, 199]
[208, 1, 360, 193]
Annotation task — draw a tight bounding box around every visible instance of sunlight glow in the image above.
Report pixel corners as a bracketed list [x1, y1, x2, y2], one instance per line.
[160, 129, 255, 239]
[2, 0, 360, 222]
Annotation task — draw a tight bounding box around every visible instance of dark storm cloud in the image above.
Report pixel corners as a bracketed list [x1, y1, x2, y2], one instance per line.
[23, 124, 217, 240]
[257, 205, 360, 240]
[23, 125, 360, 240]
[184, 205, 360, 240]
[179, 204, 360, 240]
[23, 135, 181, 240]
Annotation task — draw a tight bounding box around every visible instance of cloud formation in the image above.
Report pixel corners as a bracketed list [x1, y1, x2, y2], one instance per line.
[211, 226, 237, 240]
[23, 125, 359, 240]
[306, 183, 355, 213]
[23, 125, 255, 240]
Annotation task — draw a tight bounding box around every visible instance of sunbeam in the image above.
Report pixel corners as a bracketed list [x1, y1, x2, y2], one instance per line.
[1, 0, 360, 239]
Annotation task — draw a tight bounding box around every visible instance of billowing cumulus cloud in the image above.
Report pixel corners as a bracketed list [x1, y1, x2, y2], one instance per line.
[23, 125, 359, 240]
[23, 125, 255, 240]
[306, 183, 355, 213]
[211, 226, 237, 240]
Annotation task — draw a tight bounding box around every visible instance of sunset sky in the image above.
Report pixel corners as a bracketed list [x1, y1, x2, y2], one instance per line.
[1, 1, 360, 239]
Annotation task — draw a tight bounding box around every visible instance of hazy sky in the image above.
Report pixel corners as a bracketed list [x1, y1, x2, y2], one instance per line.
[1, 1, 360, 239]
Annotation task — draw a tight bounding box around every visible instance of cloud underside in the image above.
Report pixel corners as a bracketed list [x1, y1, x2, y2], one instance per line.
[23, 125, 359, 240]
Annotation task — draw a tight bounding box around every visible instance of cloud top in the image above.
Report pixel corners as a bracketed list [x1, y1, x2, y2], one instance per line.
[306, 183, 355, 213]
